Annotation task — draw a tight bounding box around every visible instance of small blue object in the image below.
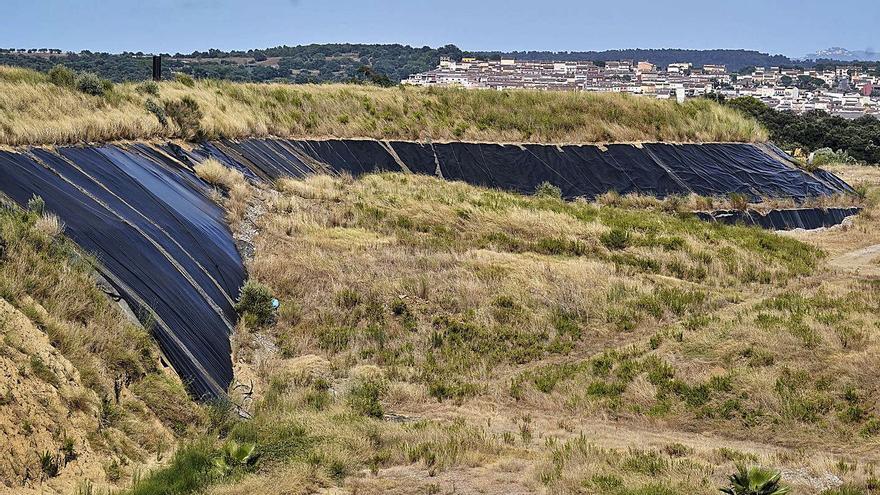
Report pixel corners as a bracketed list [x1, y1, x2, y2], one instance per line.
[271, 298, 280, 310]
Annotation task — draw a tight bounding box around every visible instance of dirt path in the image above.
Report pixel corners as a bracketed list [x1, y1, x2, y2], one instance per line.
[827, 243, 880, 277]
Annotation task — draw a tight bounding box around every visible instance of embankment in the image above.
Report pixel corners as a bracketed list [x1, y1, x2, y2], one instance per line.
[0, 139, 856, 399]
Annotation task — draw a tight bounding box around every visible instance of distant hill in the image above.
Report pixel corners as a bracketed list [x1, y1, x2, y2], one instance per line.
[0, 44, 805, 83]
[468, 49, 796, 72]
[0, 44, 465, 84]
[804, 47, 880, 62]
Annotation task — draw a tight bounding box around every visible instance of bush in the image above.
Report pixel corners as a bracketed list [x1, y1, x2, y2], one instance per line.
[348, 377, 386, 418]
[600, 228, 630, 250]
[145, 99, 168, 127]
[74, 72, 111, 96]
[535, 181, 562, 199]
[175, 73, 196, 87]
[164, 96, 204, 140]
[38, 450, 62, 478]
[335, 289, 361, 309]
[132, 374, 207, 436]
[811, 148, 860, 167]
[729, 193, 750, 211]
[47, 64, 75, 87]
[234, 281, 275, 326]
[136, 80, 160, 96]
[820, 484, 866, 495]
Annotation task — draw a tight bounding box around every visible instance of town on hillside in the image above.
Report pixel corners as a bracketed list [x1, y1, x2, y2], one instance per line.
[404, 57, 880, 118]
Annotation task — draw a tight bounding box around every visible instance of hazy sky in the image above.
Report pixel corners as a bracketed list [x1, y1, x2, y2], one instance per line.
[3, 0, 877, 57]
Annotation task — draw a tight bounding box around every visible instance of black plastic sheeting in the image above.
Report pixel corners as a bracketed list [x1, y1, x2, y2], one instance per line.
[695, 207, 861, 230]
[186, 139, 853, 201]
[0, 139, 857, 400]
[0, 145, 244, 399]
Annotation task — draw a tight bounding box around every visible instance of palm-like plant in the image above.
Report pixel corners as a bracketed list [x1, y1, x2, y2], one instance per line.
[720, 465, 791, 495]
[211, 440, 257, 478]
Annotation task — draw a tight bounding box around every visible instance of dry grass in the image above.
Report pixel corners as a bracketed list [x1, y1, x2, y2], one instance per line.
[123, 168, 880, 494]
[0, 66, 767, 146]
[250, 173, 817, 403]
[0, 204, 204, 490]
[32, 212, 65, 238]
[193, 158, 252, 228]
[179, 171, 866, 494]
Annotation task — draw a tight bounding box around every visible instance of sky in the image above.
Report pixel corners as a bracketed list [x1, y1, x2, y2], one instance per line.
[2, 0, 878, 58]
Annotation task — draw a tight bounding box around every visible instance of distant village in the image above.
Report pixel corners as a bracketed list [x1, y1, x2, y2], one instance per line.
[403, 57, 880, 118]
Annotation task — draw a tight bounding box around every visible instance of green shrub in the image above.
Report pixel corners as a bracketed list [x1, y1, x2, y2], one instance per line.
[145, 99, 168, 127]
[811, 148, 860, 167]
[729, 193, 750, 212]
[427, 378, 480, 402]
[622, 450, 667, 476]
[317, 326, 353, 352]
[164, 96, 204, 140]
[662, 442, 691, 458]
[820, 484, 867, 495]
[60, 436, 77, 464]
[861, 417, 880, 437]
[335, 288, 361, 309]
[535, 181, 562, 199]
[30, 355, 60, 388]
[136, 80, 160, 96]
[75, 72, 111, 96]
[347, 377, 386, 418]
[132, 374, 206, 436]
[175, 73, 196, 87]
[600, 228, 630, 250]
[48, 64, 75, 87]
[234, 281, 275, 326]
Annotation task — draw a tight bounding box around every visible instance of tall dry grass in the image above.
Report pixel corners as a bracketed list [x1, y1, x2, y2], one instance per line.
[194, 158, 252, 228]
[247, 171, 819, 411]
[0, 66, 767, 146]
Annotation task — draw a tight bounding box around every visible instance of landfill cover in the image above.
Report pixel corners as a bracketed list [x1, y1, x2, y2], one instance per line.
[696, 207, 861, 230]
[188, 140, 853, 200]
[0, 140, 856, 399]
[0, 145, 243, 399]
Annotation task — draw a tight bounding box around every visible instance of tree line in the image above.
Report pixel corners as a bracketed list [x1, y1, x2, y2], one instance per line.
[5, 44, 879, 85]
[722, 96, 880, 164]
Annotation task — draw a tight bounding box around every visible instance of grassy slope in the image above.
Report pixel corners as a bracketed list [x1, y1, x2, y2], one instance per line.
[127, 170, 880, 495]
[0, 204, 205, 492]
[0, 65, 766, 146]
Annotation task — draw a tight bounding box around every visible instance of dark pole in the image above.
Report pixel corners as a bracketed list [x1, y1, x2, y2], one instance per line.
[152, 55, 162, 81]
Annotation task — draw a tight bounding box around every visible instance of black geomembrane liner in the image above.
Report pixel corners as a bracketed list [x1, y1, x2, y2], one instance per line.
[0, 139, 854, 400]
